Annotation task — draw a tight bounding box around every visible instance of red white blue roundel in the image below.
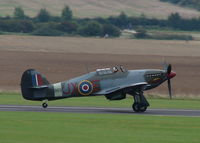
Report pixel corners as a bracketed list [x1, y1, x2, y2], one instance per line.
[78, 80, 93, 95]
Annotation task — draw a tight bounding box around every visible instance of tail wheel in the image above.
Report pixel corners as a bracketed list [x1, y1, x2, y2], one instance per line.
[42, 103, 48, 108]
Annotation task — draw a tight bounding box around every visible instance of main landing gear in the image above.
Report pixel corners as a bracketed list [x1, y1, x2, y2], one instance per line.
[42, 100, 48, 108]
[132, 103, 147, 112]
[130, 90, 149, 112]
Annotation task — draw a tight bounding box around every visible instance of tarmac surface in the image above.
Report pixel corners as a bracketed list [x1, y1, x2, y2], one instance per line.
[0, 105, 200, 117]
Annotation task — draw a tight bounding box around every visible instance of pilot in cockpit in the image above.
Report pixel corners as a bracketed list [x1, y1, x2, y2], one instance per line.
[113, 66, 118, 73]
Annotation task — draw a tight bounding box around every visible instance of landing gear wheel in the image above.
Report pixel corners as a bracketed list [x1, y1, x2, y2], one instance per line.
[42, 103, 48, 108]
[132, 103, 140, 112]
[132, 103, 147, 112]
[139, 106, 147, 112]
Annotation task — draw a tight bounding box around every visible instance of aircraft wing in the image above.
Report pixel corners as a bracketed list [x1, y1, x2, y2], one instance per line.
[95, 82, 147, 95]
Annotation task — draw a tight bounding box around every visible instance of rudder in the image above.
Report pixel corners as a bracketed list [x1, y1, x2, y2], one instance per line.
[20, 69, 49, 100]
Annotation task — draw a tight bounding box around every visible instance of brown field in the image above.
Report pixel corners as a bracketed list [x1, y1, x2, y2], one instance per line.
[0, 35, 200, 97]
[0, 0, 200, 18]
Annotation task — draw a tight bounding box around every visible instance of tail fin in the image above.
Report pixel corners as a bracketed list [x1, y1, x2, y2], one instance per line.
[20, 69, 49, 100]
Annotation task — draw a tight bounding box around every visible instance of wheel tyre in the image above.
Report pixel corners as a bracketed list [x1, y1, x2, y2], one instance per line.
[139, 106, 147, 112]
[42, 103, 48, 108]
[132, 103, 140, 112]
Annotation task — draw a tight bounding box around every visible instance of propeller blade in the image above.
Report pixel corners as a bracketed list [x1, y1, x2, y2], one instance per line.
[167, 64, 172, 99]
[168, 79, 172, 99]
[164, 63, 174, 99]
[167, 64, 172, 74]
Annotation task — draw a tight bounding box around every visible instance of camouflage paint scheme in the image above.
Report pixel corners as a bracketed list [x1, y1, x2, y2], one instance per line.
[21, 65, 176, 112]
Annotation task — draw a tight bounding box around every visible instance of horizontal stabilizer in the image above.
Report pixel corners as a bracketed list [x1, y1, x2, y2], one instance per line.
[29, 85, 48, 89]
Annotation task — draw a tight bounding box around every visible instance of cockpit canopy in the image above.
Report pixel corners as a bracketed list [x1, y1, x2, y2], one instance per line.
[96, 65, 127, 75]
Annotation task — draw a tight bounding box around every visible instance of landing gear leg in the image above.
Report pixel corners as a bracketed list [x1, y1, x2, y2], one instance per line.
[42, 100, 48, 108]
[131, 90, 149, 112]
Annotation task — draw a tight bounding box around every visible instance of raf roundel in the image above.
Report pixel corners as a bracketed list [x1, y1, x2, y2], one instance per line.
[78, 80, 93, 96]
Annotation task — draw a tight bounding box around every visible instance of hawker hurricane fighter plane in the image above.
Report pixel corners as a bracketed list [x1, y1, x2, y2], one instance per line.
[21, 64, 176, 112]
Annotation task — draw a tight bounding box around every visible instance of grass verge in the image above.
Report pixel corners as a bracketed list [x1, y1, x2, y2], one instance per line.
[0, 111, 200, 143]
[1, 92, 200, 109]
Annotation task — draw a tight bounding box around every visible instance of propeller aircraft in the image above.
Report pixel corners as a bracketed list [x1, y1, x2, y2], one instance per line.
[21, 64, 176, 112]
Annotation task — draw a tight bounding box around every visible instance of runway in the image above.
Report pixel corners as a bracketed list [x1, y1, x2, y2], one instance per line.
[0, 105, 200, 117]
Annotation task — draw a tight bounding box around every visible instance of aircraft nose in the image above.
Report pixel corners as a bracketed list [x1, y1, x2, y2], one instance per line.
[167, 71, 176, 79]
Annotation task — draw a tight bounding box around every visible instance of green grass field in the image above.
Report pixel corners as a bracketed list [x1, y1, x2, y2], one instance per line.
[0, 111, 200, 143]
[1, 92, 200, 109]
[1, 92, 200, 143]
[147, 29, 200, 40]
[0, 0, 200, 18]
